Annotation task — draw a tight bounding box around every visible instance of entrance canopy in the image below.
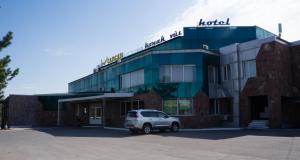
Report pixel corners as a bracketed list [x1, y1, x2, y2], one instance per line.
[57, 93, 134, 126]
[58, 93, 134, 103]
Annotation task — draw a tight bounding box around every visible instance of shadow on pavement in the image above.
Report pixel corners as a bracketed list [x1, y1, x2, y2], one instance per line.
[32, 127, 300, 140]
[159, 129, 300, 139]
[33, 127, 131, 138]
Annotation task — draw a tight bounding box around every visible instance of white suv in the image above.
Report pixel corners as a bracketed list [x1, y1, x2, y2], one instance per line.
[124, 109, 180, 134]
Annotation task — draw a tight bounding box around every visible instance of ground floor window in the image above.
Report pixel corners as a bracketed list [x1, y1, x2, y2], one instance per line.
[120, 100, 144, 117]
[163, 100, 177, 115]
[163, 99, 193, 116]
[75, 104, 88, 116]
[209, 98, 233, 121]
[209, 99, 220, 115]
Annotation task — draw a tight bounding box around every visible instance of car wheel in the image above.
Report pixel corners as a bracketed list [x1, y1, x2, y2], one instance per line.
[143, 124, 152, 134]
[171, 123, 179, 132]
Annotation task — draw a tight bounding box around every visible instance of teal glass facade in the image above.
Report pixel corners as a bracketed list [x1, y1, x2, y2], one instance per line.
[68, 26, 274, 98]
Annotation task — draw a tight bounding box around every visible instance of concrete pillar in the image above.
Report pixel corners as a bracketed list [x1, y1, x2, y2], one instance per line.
[57, 102, 61, 126]
[232, 92, 240, 127]
[102, 99, 106, 127]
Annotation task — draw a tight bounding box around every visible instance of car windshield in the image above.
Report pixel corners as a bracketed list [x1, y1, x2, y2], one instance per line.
[127, 111, 137, 117]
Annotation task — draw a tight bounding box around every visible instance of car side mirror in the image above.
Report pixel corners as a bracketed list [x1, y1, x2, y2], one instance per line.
[164, 115, 169, 118]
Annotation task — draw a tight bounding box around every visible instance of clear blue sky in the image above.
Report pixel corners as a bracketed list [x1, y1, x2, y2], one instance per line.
[1, 0, 299, 96]
[0, 0, 195, 96]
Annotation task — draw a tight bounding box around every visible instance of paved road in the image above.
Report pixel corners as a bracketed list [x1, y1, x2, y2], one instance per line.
[0, 128, 300, 160]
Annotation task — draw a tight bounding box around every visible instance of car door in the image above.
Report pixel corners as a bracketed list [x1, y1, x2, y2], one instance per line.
[149, 111, 160, 127]
[141, 111, 154, 124]
[157, 112, 170, 127]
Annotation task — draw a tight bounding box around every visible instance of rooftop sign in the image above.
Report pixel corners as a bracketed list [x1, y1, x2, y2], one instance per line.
[198, 18, 230, 26]
[145, 30, 182, 49]
[145, 36, 165, 49]
[100, 52, 124, 67]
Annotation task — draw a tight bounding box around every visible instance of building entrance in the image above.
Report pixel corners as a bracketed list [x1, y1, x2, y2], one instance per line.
[282, 97, 300, 128]
[89, 104, 102, 125]
[250, 96, 269, 120]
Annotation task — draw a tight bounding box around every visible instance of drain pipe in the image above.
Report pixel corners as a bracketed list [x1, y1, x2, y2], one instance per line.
[237, 43, 242, 97]
[236, 43, 241, 127]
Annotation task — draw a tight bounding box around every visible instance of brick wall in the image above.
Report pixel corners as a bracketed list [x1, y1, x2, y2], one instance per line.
[105, 99, 124, 127]
[291, 44, 300, 95]
[39, 111, 57, 126]
[240, 41, 297, 128]
[132, 90, 163, 110]
[7, 95, 42, 126]
[180, 91, 221, 128]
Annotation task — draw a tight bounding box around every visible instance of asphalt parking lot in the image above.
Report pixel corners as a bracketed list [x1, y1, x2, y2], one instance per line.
[0, 127, 299, 160]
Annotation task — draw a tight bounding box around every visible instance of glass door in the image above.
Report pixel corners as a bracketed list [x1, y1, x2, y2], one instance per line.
[89, 104, 102, 125]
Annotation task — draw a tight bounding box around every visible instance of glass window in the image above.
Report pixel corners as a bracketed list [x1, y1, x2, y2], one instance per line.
[178, 100, 192, 115]
[120, 100, 144, 117]
[163, 99, 193, 116]
[131, 71, 138, 87]
[89, 107, 95, 119]
[243, 60, 256, 78]
[121, 73, 130, 89]
[127, 111, 137, 118]
[209, 104, 215, 115]
[95, 107, 101, 118]
[163, 100, 177, 115]
[158, 112, 168, 118]
[184, 65, 196, 82]
[227, 64, 231, 80]
[209, 99, 220, 115]
[172, 65, 184, 82]
[137, 69, 144, 86]
[160, 65, 171, 82]
[149, 111, 159, 117]
[160, 65, 195, 83]
[208, 66, 215, 83]
[121, 69, 144, 89]
[222, 64, 231, 81]
[141, 111, 151, 117]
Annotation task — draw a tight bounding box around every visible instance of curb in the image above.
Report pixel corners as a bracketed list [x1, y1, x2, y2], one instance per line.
[103, 127, 242, 132]
[81, 125, 103, 128]
[181, 128, 242, 131]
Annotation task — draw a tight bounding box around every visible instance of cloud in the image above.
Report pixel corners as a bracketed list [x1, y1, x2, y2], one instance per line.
[43, 48, 72, 57]
[148, 0, 300, 42]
